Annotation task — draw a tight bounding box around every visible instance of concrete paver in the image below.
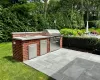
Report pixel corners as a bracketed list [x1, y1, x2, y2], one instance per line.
[63, 65, 85, 80]
[24, 48, 100, 80]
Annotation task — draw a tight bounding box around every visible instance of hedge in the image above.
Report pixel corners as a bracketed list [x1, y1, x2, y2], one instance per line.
[63, 36, 100, 50]
[60, 28, 100, 37]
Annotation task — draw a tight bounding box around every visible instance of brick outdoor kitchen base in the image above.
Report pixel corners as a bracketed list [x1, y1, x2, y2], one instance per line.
[12, 31, 62, 62]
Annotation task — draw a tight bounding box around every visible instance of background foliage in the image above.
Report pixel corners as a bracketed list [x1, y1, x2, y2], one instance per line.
[0, 0, 100, 42]
[60, 28, 100, 36]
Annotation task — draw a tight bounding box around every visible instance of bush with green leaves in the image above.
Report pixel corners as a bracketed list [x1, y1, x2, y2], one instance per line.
[96, 29, 100, 34]
[60, 28, 100, 37]
[60, 28, 84, 36]
[63, 36, 100, 50]
[60, 28, 73, 36]
[95, 20, 100, 28]
[0, 3, 38, 42]
[88, 28, 100, 34]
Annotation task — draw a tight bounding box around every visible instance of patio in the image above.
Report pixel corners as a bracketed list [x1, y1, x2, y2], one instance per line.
[24, 48, 100, 80]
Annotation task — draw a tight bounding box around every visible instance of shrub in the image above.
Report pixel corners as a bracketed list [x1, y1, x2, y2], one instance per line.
[76, 29, 83, 36]
[96, 29, 100, 34]
[60, 28, 84, 36]
[60, 28, 100, 37]
[60, 28, 73, 36]
[72, 30, 78, 36]
[95, 39, 100, 49]
[91, 30, 99, 34]
[95, 20, 100, 28]
[63, 36, 99, 50]
[81, 29, 85, 33]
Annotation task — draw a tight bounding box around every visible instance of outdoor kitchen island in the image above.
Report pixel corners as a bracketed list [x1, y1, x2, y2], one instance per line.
[12, 30, 62, 62]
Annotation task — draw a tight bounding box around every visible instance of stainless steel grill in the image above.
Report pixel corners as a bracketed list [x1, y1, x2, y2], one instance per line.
[43, 29, 61, 51]
[43, 29, 61, 37]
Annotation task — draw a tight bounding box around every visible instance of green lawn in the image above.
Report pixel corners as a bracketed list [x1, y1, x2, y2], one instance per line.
[0, 42, 53, 80]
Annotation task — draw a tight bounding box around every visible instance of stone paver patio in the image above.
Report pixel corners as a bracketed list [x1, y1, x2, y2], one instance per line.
[24, 48, 100, 80]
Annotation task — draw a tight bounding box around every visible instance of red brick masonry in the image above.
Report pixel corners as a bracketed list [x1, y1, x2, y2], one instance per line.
[12, 38, 50, 61]
[12, 32, 62, 62]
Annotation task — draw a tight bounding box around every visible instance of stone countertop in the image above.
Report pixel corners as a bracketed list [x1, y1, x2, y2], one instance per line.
[13, 36, 52, 41]
[12, 32, 42, 34]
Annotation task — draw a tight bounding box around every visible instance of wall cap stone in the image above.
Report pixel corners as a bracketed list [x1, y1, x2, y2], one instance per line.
[12, 32, 42, 34]
[13, 36, 52, 41]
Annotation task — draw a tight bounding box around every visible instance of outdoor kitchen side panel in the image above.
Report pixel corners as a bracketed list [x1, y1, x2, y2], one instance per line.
[12, 40, 23, 61]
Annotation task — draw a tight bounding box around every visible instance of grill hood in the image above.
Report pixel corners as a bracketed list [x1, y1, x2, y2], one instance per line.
[43, 29, 61, 36]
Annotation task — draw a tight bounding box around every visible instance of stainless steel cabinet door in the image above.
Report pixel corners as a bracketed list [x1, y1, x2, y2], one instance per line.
[50, 37, 60, 51]
[40, 40, 47, 55]
[28, 44, 37, 59]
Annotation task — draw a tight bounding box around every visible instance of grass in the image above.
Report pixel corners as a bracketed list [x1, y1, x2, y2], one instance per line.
[0, 42, 53, 80]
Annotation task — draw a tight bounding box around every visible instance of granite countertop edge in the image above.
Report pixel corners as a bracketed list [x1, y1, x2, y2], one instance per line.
[13, 36, 53, 41]
[12, 32, 42, 34]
